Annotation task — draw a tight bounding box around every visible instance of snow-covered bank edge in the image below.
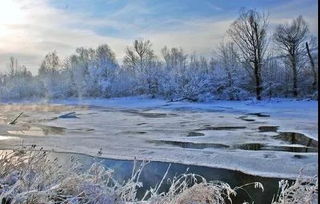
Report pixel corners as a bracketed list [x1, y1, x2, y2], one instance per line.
[2, 96, 317, 115]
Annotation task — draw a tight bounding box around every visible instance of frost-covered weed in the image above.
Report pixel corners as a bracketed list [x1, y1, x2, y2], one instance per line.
[272, 174, 318, 204]
[146, 174, 238, 204]
[0, 148, 317, 204]
[0, 147, 131, 204]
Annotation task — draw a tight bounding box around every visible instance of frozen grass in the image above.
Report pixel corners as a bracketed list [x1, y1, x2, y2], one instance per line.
[0, 147, 317, 204]
[271, 174, 318, 204]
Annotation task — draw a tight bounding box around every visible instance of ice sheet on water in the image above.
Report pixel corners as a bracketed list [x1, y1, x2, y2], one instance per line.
[0, 97, 317, 179]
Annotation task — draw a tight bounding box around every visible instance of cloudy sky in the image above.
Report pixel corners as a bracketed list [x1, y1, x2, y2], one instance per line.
[0, 0, 318, 74]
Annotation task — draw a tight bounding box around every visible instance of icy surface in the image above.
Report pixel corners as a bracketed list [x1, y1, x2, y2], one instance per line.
[0, 97, 318, 179]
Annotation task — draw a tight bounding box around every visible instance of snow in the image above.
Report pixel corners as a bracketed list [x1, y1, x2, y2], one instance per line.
[0, 97, 318, 179]
[51, 96, 167, 109]
[52, 97, 318, 139]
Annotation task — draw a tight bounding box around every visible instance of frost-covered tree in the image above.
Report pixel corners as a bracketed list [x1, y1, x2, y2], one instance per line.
[91, 44, 119, 97]
[0, 12, 317, 102]
[0, 58, 43, 100]
[39, 52, 60, 75]
[273, 16, 309, 97]
[228, 9, 269, 100]
[261, 54, 288, 98]
[123, 40, 159, 96]
[215, 42, 250, 100]
[123, 40, 155, 71]
[161, 46, 188, 71]
[64, 45, 119, 97]
[158, 47, 189, 99]
[38, 51, 63, 98]
[177, 54, 210, 101]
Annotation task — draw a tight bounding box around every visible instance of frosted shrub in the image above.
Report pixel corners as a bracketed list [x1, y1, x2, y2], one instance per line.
[0, 148, 317, 204]
[272, 175, 318, 204]
[146, 174, 238, 204]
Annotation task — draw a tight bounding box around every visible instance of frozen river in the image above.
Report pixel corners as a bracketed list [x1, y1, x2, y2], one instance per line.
[0, 97, 318, 179]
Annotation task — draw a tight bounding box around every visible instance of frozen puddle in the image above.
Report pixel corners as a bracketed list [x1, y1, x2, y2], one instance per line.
[149, 140, 230, 149]
[0, 100, 318, 179]
[150, 135, 318, 153]
[258, 126, 279, 132]
[274, 132, 318, 147]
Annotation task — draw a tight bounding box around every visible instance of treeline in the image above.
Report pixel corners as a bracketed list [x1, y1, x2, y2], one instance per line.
[0, 9, 318, 101]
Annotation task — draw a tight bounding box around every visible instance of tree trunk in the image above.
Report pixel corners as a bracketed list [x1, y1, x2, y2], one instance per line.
[292, 60, 298, 97]
[226, 68, 233, 87]
[306, 42, 317, 90]
[254, 62, 262, 100]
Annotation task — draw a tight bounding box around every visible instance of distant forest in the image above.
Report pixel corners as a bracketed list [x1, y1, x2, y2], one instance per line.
[0, 9, 318, 101]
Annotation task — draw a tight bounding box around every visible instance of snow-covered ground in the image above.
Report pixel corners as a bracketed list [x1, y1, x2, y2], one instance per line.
[0, 97, 318, 179]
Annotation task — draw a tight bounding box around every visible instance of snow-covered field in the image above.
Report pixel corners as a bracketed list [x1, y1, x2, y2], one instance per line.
[0, 97, 318, 179]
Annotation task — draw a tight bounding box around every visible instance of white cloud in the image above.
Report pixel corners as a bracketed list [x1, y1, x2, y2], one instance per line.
[142, 18, 234, 58]
[0, 0, 130, 73]
[268, 0, 318, 35]
[0, 0, 318, 74]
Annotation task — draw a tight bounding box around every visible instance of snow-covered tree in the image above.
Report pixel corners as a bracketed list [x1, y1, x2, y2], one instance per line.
[228, 9, 269, 100]
[273, 16, 309, 97]
[0, 12, 317, 102]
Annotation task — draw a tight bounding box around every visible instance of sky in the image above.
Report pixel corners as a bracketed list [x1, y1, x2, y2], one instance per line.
[0, 0, 318, 74]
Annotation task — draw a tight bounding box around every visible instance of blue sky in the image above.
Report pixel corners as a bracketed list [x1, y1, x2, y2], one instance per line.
[49, 0, 317, 38]
[0, 0, 318, 73]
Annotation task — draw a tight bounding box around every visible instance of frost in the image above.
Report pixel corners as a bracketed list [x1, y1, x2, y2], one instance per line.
[0, 148, 317, 204]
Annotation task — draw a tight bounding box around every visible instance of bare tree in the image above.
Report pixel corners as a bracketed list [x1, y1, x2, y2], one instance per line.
[227, 9, 268, 100]
[123, 39, 158, 95]
[305, 37, 318, 91]
[161, 46, 188, 71]
[39, 51, 60, 76]
[273, 16, 309, 97]
[9, 56, 18, 76]
[123, 48, 139, 70]
[123, 40, 155, 71]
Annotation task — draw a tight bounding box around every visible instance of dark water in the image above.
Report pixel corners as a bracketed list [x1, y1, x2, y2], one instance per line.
[274, 132, 318, 147]
[195, 125, 247, 131]
[149, 140, 230, 149]
[149, 139, 318, 153]
[50, 152, 286, 204]
[236, 143, 318, 152]
[258, 126, 279, 132]
[247, 113, 270, 117]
